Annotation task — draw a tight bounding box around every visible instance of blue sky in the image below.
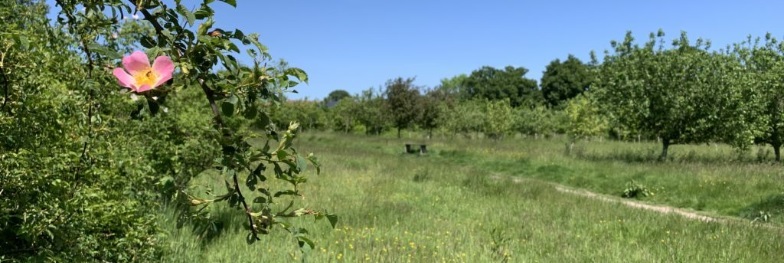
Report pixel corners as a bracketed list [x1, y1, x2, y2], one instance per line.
[47, 0, 784, 100]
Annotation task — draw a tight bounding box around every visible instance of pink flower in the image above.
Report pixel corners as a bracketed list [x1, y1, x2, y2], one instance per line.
[112, 51, 174, 93]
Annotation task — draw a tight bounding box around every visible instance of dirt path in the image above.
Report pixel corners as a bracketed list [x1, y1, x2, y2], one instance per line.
[501, 176, 724, 222]
[551, 184, 719, 222]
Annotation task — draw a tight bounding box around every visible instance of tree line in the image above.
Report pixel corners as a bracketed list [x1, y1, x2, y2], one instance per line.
[274, 30, 784, 162]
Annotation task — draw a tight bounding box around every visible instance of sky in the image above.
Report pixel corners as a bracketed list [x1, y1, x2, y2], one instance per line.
[46, 0, 784, 100]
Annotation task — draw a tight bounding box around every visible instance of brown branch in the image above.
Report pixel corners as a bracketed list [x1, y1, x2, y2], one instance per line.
[1, 60, 9, 113]
[233, 168, 260, 240]
[200, 80, 259, 240]
[138, 8, 165, 35]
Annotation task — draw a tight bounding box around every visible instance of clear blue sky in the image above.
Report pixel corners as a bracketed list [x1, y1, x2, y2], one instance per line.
[47, 0, 784, 100]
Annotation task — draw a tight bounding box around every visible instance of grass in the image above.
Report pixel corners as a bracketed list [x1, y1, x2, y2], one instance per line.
[159, 132, 784, 262]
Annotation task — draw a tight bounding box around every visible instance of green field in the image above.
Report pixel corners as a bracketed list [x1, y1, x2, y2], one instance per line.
[160, 133, 784, 262]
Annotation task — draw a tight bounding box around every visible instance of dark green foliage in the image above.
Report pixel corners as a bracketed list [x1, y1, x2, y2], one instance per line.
[463, 66, 541, 108]
[384, 77, 421, 138]
[540, 55, 593, 108]
[417, 89, 443, 138]
[324, 89, 351, 107]
[594, 31, 747, 160]
[355, 88, 389, 135]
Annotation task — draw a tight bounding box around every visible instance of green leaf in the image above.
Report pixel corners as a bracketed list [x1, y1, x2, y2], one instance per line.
[197, 18, 214, 35]
[242, 105, 258, 119]
[285, 67, 309, 83]
[176, 4, 195, 26]
[307, 154, 321, 175]
[252, 196, 267, 204]
[246, 232, 257, 244]
[232, 29, 245, 40]
[297, 236, 314, 251]
[326, 214, 338, 228]
[221, 101, 235, 116]
[276, 150, 288, 160]
[218, 0, 237, 7]
[245, 173, 257, 190]
[140, 36, 156, 48]
[86, 43, 121, 60]
[15, 35, 30, 50]
[296, 155, 307, 172]
[256, 112, 270, 128]
[194, 7, 213, 20]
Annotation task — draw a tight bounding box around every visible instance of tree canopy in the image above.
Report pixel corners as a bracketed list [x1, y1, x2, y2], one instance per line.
[540, 55, 593, 108]
[462, 66, 541, 108]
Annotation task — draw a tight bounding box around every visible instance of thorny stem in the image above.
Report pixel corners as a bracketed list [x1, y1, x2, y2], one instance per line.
[135, 0, 260, 240]
[201, 81, 260, 241]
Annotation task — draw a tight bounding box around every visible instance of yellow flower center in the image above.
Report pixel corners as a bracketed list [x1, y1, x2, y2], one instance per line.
[133, 68, 158, 88]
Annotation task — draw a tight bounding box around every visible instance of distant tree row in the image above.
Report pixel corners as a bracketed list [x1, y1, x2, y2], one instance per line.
[273, 30, 784, 162]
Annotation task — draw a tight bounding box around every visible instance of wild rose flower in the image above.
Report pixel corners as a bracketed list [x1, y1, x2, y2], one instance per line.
[112, 51, 174, 93]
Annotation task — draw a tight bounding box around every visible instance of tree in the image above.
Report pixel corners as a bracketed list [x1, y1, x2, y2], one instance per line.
[384, 77, 421, 138]
[439, 99, 485, 138]
[329, 97, 360, 133]
[565, 93, 608, 140]
[515, 106, 567, 137]
[462, 66, 541, 107]
[324, 89, 351, 107]
[417, 88, 443, 138]
[483, 99, 515, 139]
[436, 74, 468, 99]
[733, 34, 784, 161]
[594, 30, 745, 160]
[540, 55, 593, 108]
[355, 87, 389, 135]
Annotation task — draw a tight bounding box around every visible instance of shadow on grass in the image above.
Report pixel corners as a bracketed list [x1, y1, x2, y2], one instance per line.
[737, 194, 784, 223]
[571, 144, 781, 165]
[174, 205, 248, 246]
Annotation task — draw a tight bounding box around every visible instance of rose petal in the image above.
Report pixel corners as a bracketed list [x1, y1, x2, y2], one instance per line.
[112, 68, 134, 88]
[151, 56, 174, 87]
[122, 51, 151, 75]
[135, 84, 153, 93]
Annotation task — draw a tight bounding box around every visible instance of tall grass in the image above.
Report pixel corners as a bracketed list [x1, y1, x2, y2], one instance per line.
[160, 133, 784, 262]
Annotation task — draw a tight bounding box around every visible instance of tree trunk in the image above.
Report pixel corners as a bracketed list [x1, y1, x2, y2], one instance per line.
[397, 127, 401, 139]
[772, 127, 781, 162]
[658, 138, 670, 161]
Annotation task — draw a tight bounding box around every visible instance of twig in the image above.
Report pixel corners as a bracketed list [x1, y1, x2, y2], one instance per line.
[1, 56, 8, 112]
[200, 81, 259, 240]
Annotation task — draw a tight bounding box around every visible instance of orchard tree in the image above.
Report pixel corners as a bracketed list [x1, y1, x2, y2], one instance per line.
[463, 66, 541, 107]
[355, 87, 389, 135]
[436, 74, 468, 99]
[324, 89, 351, 107]
[483, 99, 515, 139]
[595, 30, 746, 160]
[515, 106, 567, 137]
[330, 97, 360, 133]
[384, 77, 421, 138]
[439, 100, 484, 138]
[540, 55, 593, 108]
[565, 93, 607, 140]
[733, 35, 784, 161]
[417, 88, 444, 138]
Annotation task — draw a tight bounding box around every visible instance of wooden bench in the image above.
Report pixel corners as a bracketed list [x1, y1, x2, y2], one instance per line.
[405, 144, 428, 155]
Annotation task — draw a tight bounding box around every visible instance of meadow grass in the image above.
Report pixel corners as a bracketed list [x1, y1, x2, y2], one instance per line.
[160, 132, 784, 262]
